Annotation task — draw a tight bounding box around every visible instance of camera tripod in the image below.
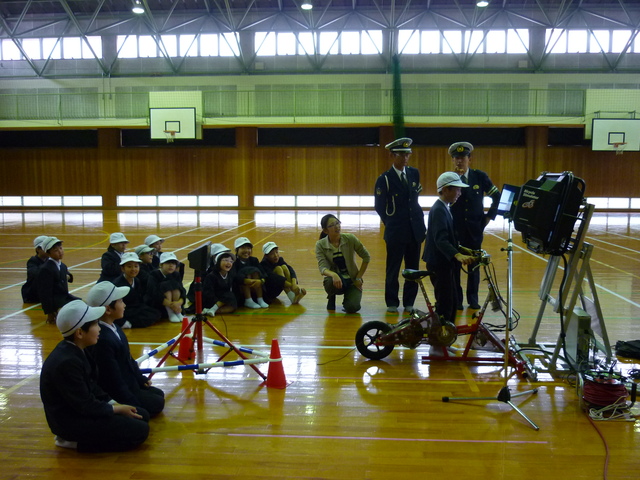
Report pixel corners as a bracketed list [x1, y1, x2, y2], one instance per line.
[441, 219, 539, 431]
[140, 271, 268, 380]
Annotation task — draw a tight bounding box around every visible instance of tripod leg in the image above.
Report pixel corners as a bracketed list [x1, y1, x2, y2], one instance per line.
[505, 401, 540, 430]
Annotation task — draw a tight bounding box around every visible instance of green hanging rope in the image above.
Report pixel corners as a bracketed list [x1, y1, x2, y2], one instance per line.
[391, 54, 405, 139]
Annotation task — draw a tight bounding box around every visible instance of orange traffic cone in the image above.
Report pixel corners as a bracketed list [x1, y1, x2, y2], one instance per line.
[177, 317, 193, 361]
[265, 338, 289, 389]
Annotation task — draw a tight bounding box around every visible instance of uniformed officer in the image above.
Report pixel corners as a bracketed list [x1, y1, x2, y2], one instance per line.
[448, 142, 500, 310]
[374, 137, 426, 313]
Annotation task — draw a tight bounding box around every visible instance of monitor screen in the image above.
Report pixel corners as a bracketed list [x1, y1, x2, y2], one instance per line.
[496, 184, 520, 218]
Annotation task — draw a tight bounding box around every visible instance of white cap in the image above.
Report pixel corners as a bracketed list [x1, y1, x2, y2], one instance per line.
[87, 282, 130, 307]
[109, 232, 129, 244]
[437, 172, 469, 193]
[262, 241, 278, 255]
[120, 252, 142, 265]
[56, 300, 105, 337]
[34, 235, 49, 249]
[215, 251, 236, 265]
[42, 237, 62, 252]
[134, 244, 155, 256]
[145, 234, 164, 246]
[209, 243, 230, 258]
[160, 252, 178, 264]
[234, 237, 253, 250]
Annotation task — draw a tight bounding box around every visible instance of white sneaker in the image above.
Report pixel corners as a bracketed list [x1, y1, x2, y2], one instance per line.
[54, 436, 77, 449]
[257, 298, 269, 308]
[244, 298, 261, 309]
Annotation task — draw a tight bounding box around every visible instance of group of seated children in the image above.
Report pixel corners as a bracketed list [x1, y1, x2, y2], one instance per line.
[39, 282, 165, 453]
[24, 233, 307, 326]
[22, 236, 78, 324]
[198, 238, 306, 317]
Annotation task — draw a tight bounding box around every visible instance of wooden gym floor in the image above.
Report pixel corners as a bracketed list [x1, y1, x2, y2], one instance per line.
[0, 209, 639, 480]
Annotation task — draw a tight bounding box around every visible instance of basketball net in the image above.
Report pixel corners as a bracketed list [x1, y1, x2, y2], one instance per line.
[613, 142, 626, 155]
[164, 130, 176, 143]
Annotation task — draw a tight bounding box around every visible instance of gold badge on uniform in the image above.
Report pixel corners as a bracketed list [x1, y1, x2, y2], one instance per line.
[376, 187, 382, 195]
[473, 184, 480, 190]
[457, 146, 465, 153]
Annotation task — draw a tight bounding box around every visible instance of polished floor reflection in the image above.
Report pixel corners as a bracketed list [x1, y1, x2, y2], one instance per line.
[0, 209, 639, 479]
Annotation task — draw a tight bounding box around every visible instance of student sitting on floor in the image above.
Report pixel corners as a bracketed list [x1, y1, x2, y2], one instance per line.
[146, 234, 185, 281]
[98, 232, 129, 283]
[21, 235, 49, 303]
[144, 234, 164, 269]
[36, 237, 79, 324]
[134, 244, 157, 287]
[144, 252, 186, 323]
[113, 252, 161, 329]
[233, 237, 269, 309]
[201, 248, 238, 317]
[86, 282, 165, 417]
[259, 242, 306, 305]
[39, 299, 149, 453]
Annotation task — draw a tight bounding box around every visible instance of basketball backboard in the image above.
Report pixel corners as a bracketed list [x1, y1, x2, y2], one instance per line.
[149, 107, 197, 140]
[591, 118, 640, 152]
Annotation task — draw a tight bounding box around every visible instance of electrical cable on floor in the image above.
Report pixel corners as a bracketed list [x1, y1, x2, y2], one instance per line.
[316, 346, 357, 365]
[587, 414, 611, 480]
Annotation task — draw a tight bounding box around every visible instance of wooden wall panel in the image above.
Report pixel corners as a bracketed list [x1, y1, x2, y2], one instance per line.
[1, 126, 638, 208]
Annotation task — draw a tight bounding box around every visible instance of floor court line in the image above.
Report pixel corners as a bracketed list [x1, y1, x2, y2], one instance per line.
[225, 433, 548, 444]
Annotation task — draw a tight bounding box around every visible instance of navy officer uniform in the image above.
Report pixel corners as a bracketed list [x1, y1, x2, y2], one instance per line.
[374, 137, 426, 312]
[448, 142, 500, 309]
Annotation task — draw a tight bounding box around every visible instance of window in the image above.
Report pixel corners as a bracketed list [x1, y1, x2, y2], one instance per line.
[116, 33, 238, 58]
[22, 39, 41, 59]
[590, 30, 609, 53]
[545, 29, 634, 54]
[220, 33, 240, 57]
[1, 39, 22, 60]
[399, 29, 528, 54]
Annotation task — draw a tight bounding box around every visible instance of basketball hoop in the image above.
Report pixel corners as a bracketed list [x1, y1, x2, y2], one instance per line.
[163, 130, 176, 143]
[613, 142, 627, 155]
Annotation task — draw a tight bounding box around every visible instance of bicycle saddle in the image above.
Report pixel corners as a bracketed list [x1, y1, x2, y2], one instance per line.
[402, 269, 434, 281]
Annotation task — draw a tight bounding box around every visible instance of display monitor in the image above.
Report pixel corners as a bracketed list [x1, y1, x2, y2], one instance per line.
[187, 242, 212, 272]
[496, 184, 520, 219]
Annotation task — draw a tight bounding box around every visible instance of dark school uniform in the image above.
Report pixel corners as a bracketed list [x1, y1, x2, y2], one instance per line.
[89, 322, 165, 417]
[202, 269, 238, 309]
[144, 269, 186, 317]
[36, 258, 78, 315]
[259, 256, 297, 303]
[98, 246, 123, 283]
[232, 256, 265, 303]
[21, 254, 46, 303]
[114, 274, 161, 328]
[422, 198, 460, 324]
[40, 340, 149, 453]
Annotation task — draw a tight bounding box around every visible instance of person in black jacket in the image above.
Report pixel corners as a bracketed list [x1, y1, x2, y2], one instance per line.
[233, 237, 269, 309]
[374, 137, 426, 314]
[98, 232, 129, 283]
[86, 282, 165, 417]
[422, 172, 475, 324]
[21, 235, 49, 303]
[201, 250, 238, 317]
[144, 252, 186, 323]
[448, 142, 500, 310]
[36, 237, 79, 324]
[134, 244, 157, 287]
[259, 242, 306, 305]
[113, 252, 161, 329]
[40, 299, 149, 452]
